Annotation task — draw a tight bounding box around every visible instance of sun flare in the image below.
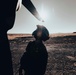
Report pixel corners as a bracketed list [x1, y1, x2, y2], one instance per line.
[38, 4, 48, 21]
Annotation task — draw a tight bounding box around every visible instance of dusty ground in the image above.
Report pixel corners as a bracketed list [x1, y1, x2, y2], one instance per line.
[8, 34, 76, 75]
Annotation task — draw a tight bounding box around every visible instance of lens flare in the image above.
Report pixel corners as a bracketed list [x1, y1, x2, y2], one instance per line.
[38, 4, 48, 21]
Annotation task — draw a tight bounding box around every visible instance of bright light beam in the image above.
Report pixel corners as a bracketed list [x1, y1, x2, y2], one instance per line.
[38, 4, 48, 22]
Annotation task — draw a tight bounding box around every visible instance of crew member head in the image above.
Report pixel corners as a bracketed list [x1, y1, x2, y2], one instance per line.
[32, 25, 49, 41]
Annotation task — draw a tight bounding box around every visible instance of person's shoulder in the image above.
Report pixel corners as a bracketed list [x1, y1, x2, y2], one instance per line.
[41, 42, 47, 49]
[28, 41, 35, 45]
[26, 41, 35, 48]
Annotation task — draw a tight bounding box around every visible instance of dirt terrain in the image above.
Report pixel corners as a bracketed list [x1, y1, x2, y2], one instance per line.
[8, 33, 76, 75]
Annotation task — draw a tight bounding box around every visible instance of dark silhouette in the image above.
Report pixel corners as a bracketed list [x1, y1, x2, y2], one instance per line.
[0, 0, 42, 75]
[0, 1, 18, 75]
[19, 25, 49, 75]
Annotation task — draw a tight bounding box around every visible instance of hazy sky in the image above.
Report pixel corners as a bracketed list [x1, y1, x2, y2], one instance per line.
[8, 0, 76, 34]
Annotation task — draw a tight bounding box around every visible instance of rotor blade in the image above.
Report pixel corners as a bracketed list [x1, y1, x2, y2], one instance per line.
[22, 0, 43, 21]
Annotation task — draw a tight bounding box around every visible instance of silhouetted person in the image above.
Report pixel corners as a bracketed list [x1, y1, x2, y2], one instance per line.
[19, 25, 49, 75]
[0, 0, 42, 75]
[0, 1, 18, 75]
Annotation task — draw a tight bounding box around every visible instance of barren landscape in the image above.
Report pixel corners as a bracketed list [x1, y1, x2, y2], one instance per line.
[8, 33, 76, 75]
